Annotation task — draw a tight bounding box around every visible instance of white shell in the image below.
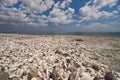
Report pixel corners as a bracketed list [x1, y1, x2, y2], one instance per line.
[1, 34, 117, 80]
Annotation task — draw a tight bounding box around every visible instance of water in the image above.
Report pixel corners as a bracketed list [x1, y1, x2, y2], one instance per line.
[69, 32, 120, 38]
[0, 32, 120, 37]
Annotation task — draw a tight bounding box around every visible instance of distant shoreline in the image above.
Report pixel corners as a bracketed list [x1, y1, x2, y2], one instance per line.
[0, 32, 120, 37]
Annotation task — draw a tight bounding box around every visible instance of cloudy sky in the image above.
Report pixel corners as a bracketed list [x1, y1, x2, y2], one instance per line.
[0, 0, 120, 32]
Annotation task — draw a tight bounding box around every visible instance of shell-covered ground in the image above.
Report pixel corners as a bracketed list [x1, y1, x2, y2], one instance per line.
[0, 34, 120, 80]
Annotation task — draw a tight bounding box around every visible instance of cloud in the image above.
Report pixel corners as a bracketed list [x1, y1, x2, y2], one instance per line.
[0, 0, 75, 27]
[0, 6, 29, 23]
[49, 7, 75, 24]
[48, 1, 75, 25]
[0, 0, 18, 7]
[93, 0, 118, 9]
[79, 0, 118, 22]
[0, 0, 119, 31]
[85, 23, 109, 29]
[83, 22, 112, 32]
[0, 0, 55, 26]
[82, 20, 120, 32]
[28, 14, 49, 26]
[20, 0, 54, 14]
[60, 0, 72, 9]
[49, 7, 74, 24]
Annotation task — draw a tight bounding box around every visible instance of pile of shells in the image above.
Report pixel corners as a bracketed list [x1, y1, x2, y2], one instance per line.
[0, 34, 120, 80]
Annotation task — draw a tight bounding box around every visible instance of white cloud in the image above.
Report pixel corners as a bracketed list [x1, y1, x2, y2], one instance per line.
[28, 14, 49, 26]
[0, 0, 75, 26]
[93, 0, 118, 9]
[0, 0, 18, 7]
[48, 1, 74, 25]
[83, 22, 120, 32]
[49, 7, 74, 24]
[86, 23, 109, 28]
[65, 7, 74, 19]
[60, 0, 72, 9]
[79, 0, 118, 22]
[0, 6, 29, 23]
[20, 0, 54, 14]
[49, 8, 67, 24]
[83, 22, 111, 31]
[53, 0, 72, 9]
[0, 0, 55, 26]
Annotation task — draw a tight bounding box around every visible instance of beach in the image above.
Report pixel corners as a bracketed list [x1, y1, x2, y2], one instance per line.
[0, 33, 120, 80]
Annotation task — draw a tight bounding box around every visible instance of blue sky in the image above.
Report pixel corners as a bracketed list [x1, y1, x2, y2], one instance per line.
[0, 0, 120, 32]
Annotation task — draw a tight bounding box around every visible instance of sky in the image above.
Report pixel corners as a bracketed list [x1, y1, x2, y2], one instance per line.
[0, 0, 120, 32]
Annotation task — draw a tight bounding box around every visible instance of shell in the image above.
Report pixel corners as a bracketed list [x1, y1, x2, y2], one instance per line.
[31, 77, 44, 80]
[81, 72, 93, 80]
[28, 68, 38, 78]
[69, 68, 80, 80]
[0, 34, 117, 80]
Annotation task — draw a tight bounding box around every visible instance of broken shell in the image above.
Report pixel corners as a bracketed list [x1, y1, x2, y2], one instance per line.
[0, 34, 118, 80]
[28, 68, 38, 78]
[81, 72, 93, 80]
[94, 74, 103, 80]
[69, 68, 80, 80]
[16, 68, 24, 77]
[31, 77, 44, 80]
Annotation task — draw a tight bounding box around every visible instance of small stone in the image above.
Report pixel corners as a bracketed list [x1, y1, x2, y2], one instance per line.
[82, 62, 88, 67]
[49, 67, 62, 80]
[94, 76, 100, 80]
[104, 71, 116, 80]
[54, 59, 59, 63]
[63, 53, 70, 57]
[66, 58, 71, 63]
[92, 64, 100, 71]
[94, 74, 102, 80]
[50, 70, 58, 79]
[75, 39, 84, 42]
[74, 62, 80, 68]
[55, 50, 63, 55]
